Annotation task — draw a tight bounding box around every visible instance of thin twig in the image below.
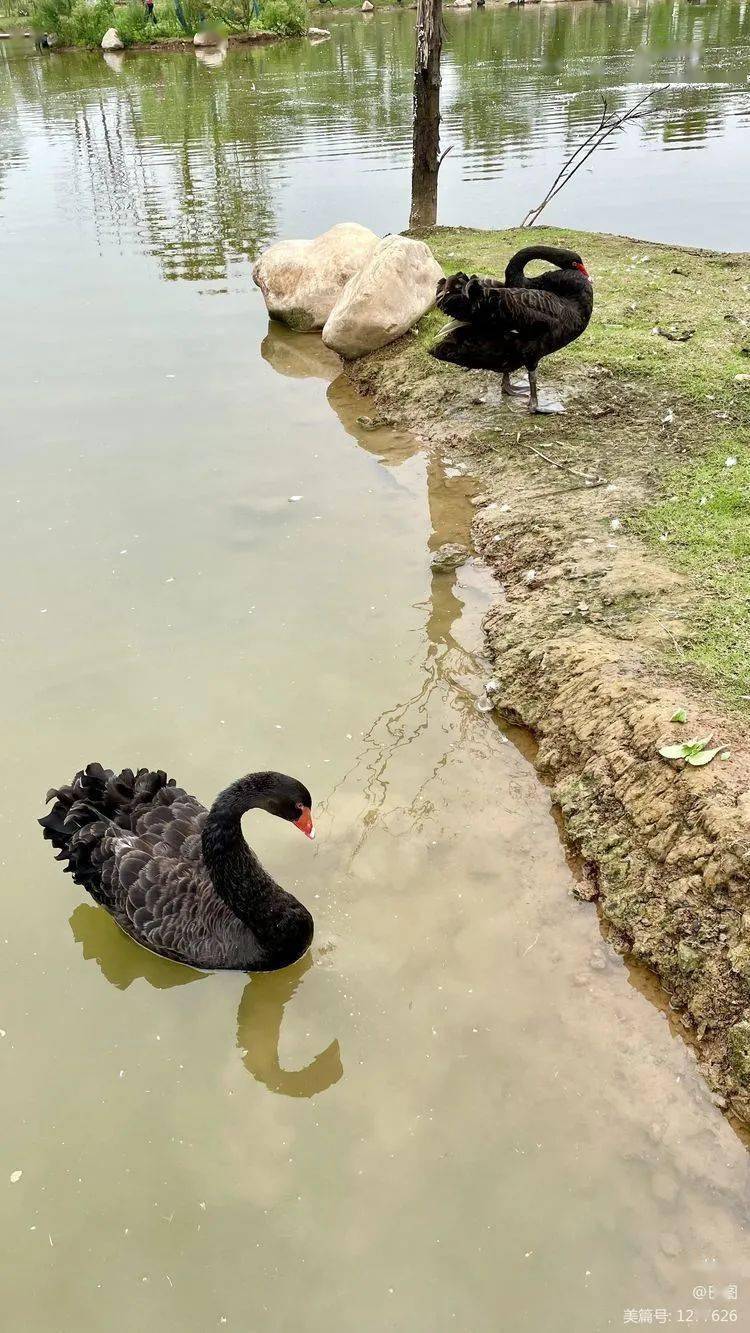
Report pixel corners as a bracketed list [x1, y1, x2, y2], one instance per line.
[437, 143, 454, 171]
[657, 620, 685, 657]
[522, 90, 662, 225]
[523, 96, 610, 223]
[512, 436, 608, 487]
[528, 481, 608, 496]
[520, 86, 670, 228]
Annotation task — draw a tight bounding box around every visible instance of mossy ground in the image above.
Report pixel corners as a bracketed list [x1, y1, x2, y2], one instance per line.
[413, 226, 750, 708]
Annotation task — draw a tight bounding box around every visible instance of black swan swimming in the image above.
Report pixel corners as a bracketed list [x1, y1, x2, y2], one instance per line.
[40, 765, 316, 972]
[432, 245, 593, 413]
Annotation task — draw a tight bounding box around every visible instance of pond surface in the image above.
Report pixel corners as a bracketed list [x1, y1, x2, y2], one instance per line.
[3, 0, 750, 272]
[2, 4, 750, 1331]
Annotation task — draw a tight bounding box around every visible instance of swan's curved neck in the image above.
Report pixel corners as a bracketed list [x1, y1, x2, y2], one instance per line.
[504, 245, 569, 287]
[201, 777, 280, 930]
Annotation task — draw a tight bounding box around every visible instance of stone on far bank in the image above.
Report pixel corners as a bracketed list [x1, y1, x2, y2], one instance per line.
[194, 29, 224, 46]
[101, 27, 124, 50]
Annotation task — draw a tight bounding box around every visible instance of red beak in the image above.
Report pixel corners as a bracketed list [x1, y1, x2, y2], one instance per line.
[574, 261, 589, 276]
[294, 807, 315, 839]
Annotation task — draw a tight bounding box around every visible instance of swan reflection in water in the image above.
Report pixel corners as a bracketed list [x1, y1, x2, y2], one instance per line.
[69, 904, 342, 1098]
[236, 953, 343, 1097]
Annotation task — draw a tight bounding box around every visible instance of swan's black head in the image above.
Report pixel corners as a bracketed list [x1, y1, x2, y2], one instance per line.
[259, 772, 315, 839]
[557, 248, 589, 277]
[209, 771, 315, 839]
[506, 245, 590, 286]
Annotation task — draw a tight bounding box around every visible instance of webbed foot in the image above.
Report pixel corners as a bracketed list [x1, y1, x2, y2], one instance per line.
[528, 401, 565, 415]
[501, 373, 529, 398]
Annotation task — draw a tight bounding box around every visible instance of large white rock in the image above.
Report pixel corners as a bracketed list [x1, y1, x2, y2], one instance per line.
[252, 223, 379, 332]
[193, 29, 223, 46]
[361, 2, 374, 10]
[322, 235, 444, 359]
[453, 0, 472, 8]
[101, 27, 124, 50]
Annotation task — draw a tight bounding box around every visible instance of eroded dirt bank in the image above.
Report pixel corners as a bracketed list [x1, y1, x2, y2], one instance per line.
[345, 226, 750, 1127]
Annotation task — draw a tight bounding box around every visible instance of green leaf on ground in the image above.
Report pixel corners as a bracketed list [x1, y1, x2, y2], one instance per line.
[686, 747, 725, 767]
[670, 708, 688, 723]
[658, 734, 728, 766]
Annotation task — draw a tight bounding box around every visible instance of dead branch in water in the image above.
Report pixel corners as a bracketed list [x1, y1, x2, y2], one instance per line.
[520, 87, 670, 229]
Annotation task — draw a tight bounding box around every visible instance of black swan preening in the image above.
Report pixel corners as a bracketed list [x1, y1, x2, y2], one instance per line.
[40, 765, 316, 972]
[432, 245, 593, 413]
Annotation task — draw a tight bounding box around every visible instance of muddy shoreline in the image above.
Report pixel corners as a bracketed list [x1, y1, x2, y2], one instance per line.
[51, 30, 281, 53]
[344, 226, 750, 1128]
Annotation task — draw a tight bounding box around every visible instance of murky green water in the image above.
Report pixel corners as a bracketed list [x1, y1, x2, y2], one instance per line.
[2, 5, 750, 1330]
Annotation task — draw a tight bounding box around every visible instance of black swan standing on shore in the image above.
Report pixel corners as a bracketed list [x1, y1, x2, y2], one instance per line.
[40, 765, 316, 972]
[432, 245, 593, 414]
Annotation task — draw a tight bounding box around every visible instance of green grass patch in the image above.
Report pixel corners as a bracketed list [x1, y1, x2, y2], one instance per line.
[413, 225, 750, 707]
[418, 225, 750, 409]
[634, 448, 750, 702]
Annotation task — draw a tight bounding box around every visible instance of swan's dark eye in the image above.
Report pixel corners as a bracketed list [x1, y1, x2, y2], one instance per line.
[295, 802, 304, 813]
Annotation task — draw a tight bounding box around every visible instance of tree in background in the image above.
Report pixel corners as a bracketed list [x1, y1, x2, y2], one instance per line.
[409, 0, 442, 228]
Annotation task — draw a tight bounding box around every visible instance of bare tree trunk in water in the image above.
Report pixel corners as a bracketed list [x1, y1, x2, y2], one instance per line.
[409, 0, 442, 229]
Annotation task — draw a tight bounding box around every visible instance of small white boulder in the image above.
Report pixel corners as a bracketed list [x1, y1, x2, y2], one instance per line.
[252, 222, 379, 332]
[307, 26, 331, 37]
[453, 1, 472, 7]
[322, 234, 444, 359]
[101, 27, 124, 50]
[193, 29, 223, 46]
[361, 2, 374, 10]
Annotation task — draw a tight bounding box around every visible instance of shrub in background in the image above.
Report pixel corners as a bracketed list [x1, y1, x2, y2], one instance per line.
[31, 0, 115, 44]
[32, 0, 305, 42]
[259, 0, 306, 35]
[116, 0, 190, 43]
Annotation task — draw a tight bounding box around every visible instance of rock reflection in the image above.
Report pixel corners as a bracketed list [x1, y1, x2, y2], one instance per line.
[101, 51, 125, 75]
[261, 322, 342, 381]
[195, 43, 227, 68]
